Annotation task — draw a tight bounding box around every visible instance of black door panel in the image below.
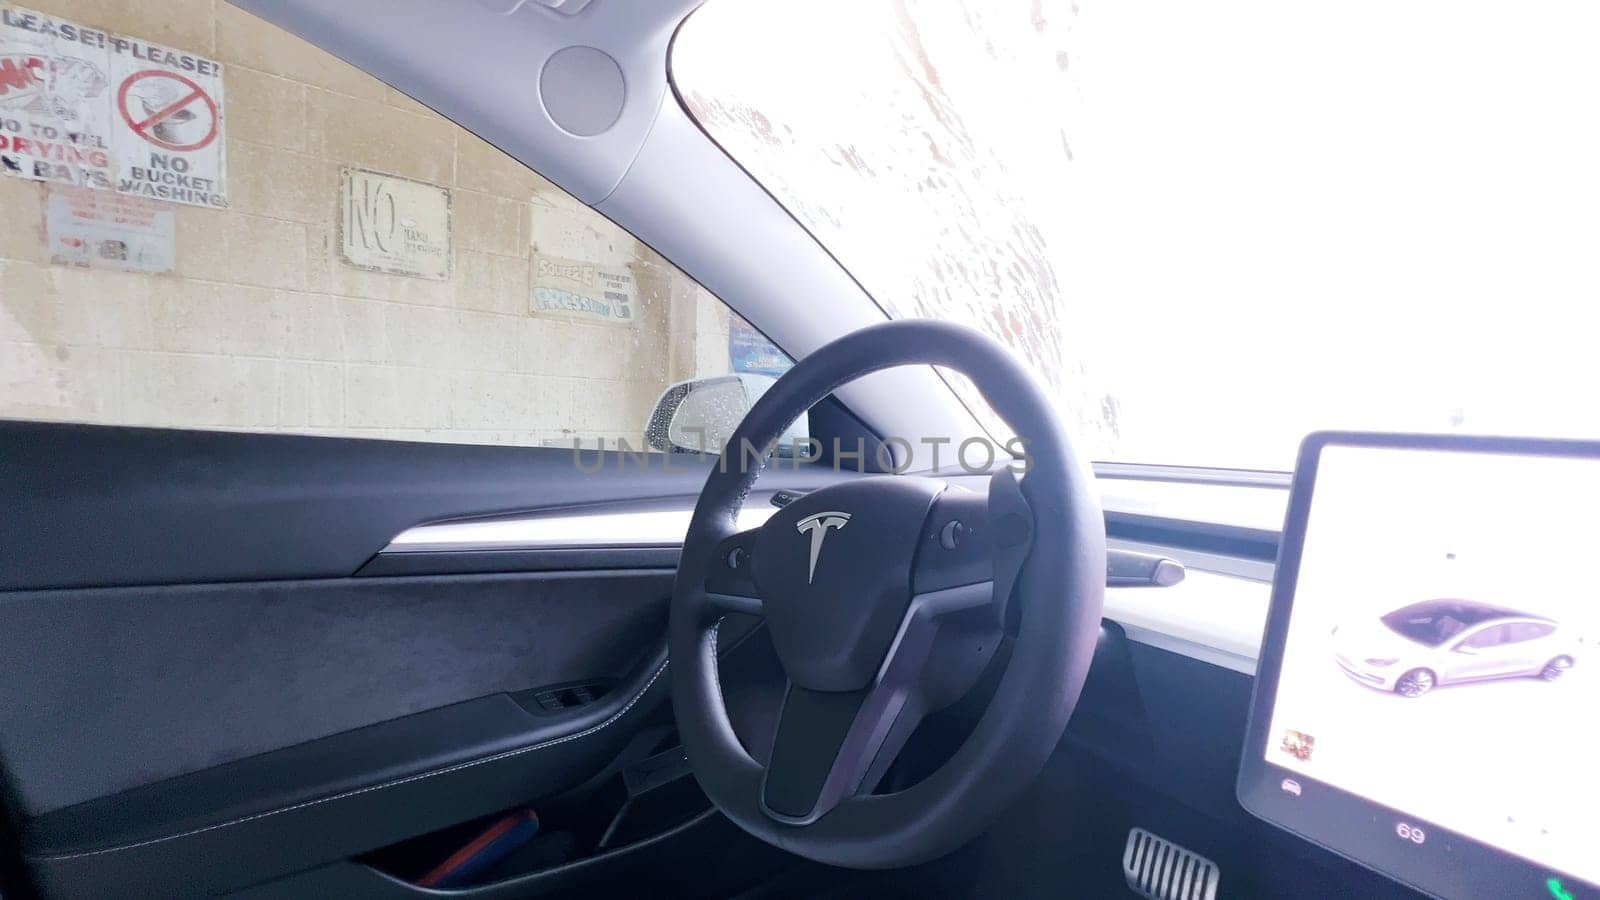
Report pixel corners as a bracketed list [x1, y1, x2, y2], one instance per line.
[20, 649, 669, 900]
[0, 570, 673, 817]
[0, 422, 848, 897]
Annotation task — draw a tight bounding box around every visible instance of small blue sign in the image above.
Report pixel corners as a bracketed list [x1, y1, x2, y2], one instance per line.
[728, 315, 792, 376]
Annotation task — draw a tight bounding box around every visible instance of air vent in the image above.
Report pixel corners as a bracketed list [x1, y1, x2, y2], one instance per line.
[1123, 828, 1219, 900]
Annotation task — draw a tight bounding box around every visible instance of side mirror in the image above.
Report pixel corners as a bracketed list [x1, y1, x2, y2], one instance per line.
[645, 374, 811, 456]
[1454, 644, 1478, 655]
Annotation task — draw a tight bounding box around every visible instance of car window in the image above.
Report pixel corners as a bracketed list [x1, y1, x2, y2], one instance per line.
[1460, 625, 1510, 650]
[0, 1, 788, 449]
[1505, 622, 1555, 643]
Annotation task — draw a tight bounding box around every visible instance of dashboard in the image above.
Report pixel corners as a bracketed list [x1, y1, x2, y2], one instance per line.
[366, 435, 1599, 900]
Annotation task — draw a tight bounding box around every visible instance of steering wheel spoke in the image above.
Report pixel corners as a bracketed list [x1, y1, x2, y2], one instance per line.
[913, 469, 1035, 622]
[704, 590, 763, 615]
[760, 578, 1001, 824]
[701, 528, 765, 616]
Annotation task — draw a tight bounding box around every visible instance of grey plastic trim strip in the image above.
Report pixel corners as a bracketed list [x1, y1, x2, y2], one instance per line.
[382, 498, 778, 552]
[357, 547, 682, 577]
[1094, 462, 1291, 489]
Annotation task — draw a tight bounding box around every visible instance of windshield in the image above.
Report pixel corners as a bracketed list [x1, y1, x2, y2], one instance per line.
[673, 0, 1600, 470]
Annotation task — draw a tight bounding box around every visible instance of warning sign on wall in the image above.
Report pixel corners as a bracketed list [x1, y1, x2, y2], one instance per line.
[531, 253, 638, 326]
[339, 167, 451, 280]
[45, 183, 175, 272]
[0, 4, 226, 208]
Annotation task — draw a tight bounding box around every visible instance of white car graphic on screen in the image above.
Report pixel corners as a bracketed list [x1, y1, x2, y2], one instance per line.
[1332, 599, 1580, 697]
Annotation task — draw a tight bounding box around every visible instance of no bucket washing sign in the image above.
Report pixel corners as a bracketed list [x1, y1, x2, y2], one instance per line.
[118, 71, 219, 152]
[109, 39, 226, 207]
[0, 4, 227, 209]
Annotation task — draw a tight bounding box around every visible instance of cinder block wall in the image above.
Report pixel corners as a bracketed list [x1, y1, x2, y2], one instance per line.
[0, 0, 733, 447]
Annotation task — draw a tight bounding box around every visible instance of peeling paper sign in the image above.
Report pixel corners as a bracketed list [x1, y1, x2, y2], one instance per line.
[531, 253, 637, 326]
[339, 167, 452, 280]
[46, 183, 174, 272]
[0, 4, 226, 208]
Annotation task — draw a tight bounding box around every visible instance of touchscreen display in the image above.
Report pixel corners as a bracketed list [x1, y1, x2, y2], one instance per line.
[1241, 437, 1599, 899]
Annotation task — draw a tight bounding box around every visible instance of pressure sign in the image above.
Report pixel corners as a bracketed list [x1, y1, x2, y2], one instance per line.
[0, 4, 227, 208]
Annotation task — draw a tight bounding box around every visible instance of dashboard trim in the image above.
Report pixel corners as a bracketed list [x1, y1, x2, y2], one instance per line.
[380, 502, 1272, 675]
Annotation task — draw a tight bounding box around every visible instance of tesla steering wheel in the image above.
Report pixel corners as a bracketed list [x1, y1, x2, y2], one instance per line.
[670, 319, 1105, 869]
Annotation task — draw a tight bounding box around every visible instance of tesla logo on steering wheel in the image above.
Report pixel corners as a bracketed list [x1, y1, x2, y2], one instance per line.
[796, 511, 851, 584]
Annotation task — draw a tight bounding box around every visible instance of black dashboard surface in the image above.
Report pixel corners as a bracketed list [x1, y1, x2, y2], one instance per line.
[1062, 625, 1428, 900]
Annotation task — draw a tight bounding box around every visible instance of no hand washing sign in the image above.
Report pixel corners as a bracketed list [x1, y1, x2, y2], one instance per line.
[0, 4, 227, 208]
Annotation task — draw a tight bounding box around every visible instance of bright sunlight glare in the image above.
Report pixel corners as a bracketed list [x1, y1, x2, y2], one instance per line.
[674, 0, 1600, 469]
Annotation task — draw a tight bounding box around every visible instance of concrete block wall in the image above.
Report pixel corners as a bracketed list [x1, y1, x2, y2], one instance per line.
[0, 0, 735, 447]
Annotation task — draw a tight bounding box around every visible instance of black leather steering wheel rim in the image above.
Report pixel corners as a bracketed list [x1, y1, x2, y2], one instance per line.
[669, 319, 1105, 869]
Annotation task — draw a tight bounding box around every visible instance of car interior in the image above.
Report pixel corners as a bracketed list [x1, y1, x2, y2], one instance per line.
[0, 1, 1594, 898]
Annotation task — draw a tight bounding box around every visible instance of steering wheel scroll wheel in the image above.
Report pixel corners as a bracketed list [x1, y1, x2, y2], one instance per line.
[670, 319, 1105, 869]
